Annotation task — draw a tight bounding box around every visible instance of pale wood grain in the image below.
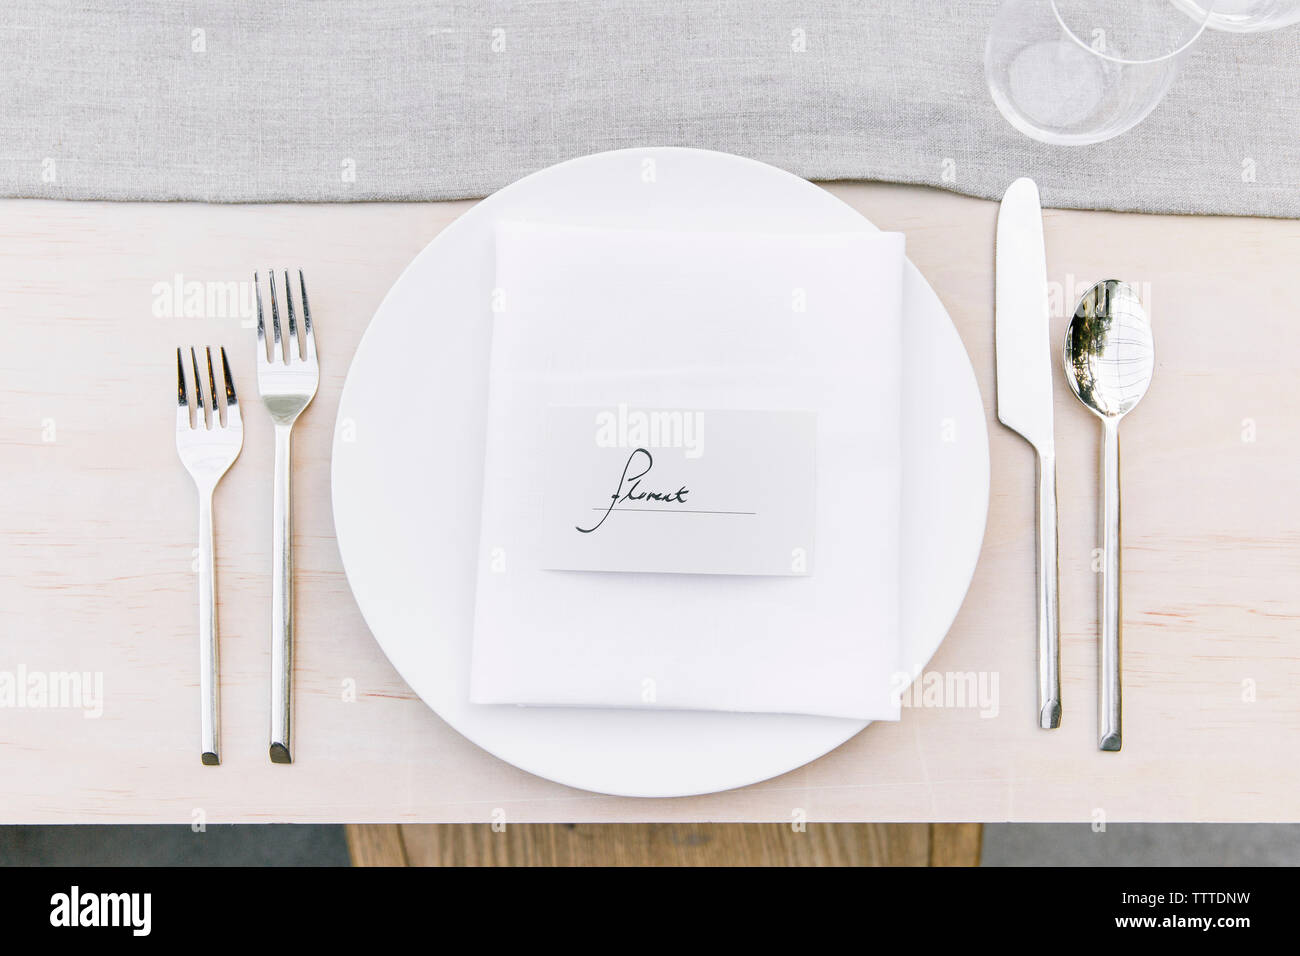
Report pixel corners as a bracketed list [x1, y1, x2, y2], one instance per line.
[1, 186, 1298, 823]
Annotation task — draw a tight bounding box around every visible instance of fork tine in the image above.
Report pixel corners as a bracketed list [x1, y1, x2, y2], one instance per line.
[222, 346, 242, 429]
[298, 269, 317, 362]
[269, 270, 283, 361]
[176, 347, 187, 407]
[177, 348, 191, 426]
[190, 347, 207, 428]
[205, 347, 219, 426]
[284, 269, 299, 361]
[221, 347, 238, 408]
[255, 272, 268, 365]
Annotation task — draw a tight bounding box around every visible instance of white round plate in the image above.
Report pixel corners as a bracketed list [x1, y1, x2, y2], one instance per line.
[332, 148, 988, 798]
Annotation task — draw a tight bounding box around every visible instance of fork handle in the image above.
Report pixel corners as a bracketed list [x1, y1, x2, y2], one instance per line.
[270, 423, 294, 764]
[198, 490, 220, 765]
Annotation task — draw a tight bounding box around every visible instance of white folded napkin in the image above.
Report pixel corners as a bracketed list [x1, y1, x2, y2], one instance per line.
[469, 221, 906, 720]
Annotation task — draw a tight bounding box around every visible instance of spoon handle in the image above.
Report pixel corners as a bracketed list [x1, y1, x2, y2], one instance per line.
[1099, 418, 1122, 751]
[1036, 449, 1062, 729]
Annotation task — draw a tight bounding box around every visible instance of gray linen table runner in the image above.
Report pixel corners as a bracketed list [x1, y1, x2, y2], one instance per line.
[3, 0, 1297, 216]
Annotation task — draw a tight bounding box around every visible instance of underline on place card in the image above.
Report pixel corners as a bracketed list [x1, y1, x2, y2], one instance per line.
[591, 507, 758, 516]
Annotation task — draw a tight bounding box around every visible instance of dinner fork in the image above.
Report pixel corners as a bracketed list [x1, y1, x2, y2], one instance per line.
[175, 346, 243, 765]
[255, 270, 318, 764]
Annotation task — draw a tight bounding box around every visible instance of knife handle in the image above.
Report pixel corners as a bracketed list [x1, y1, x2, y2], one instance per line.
[1035, 449, 1062, 729]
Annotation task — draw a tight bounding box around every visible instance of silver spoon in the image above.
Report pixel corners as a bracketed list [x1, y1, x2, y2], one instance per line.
[1063, 280, 1154, 752]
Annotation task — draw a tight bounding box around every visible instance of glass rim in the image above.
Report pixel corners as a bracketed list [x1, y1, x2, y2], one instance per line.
[1050, 0, 1217, 65]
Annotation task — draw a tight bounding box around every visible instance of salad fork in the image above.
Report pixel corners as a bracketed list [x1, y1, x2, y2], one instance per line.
[255, 270, 319, 764]
[175, 346, 242, 765]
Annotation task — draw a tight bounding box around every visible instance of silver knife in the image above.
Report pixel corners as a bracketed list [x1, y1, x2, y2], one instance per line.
[995, 177, 1061, 730]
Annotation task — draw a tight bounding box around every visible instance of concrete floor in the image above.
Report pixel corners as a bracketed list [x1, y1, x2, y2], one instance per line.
[981, 824, 1300, 866]
[2, 823, 1296, 865]
[0, 824, 349, 866]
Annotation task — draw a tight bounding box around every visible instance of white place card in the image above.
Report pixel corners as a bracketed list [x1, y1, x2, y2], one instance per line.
[541, 405, 816, 576]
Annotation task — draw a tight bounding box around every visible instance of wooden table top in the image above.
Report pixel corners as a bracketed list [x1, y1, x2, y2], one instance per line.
[2, 183, 1298, 823]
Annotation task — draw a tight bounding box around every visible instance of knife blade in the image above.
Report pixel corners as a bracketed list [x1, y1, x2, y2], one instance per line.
[995, 177, 1062, 730]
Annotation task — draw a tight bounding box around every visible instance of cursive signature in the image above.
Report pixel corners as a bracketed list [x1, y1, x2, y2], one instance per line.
[576, 448, 690, 533]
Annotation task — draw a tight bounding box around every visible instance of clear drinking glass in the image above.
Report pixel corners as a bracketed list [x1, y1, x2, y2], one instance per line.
[1171, 0, 1300, 31]
[985, 0, 1217, 145]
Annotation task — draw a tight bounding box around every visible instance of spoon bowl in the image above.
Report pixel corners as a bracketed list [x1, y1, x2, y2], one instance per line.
[1063, 279, 1154, 420]
[1063, 279, 1154, 752]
